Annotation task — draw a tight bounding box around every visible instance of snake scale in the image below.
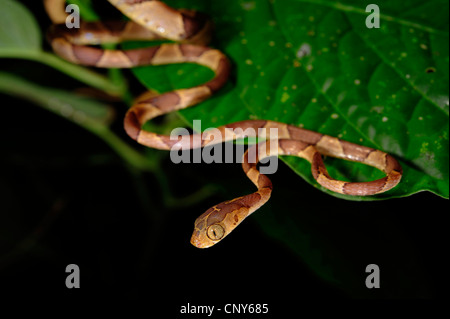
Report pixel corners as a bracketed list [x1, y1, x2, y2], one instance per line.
[44, 0, 402, 248]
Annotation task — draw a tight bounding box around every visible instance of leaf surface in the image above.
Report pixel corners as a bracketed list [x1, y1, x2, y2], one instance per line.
[0, 0, 42, 50]
[130, 0, 449, 200]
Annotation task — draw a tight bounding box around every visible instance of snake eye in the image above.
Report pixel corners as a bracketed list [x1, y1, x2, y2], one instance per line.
[207, 224, 225, 241]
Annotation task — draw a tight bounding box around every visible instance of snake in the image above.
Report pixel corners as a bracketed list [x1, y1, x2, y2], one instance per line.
[44, 0, 403, 248]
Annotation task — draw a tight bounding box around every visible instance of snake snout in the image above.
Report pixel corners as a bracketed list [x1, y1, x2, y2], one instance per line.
[190, 235, 210, 249]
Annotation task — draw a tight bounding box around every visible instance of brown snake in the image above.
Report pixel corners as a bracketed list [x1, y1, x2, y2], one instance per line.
[44, 0, 403, 248]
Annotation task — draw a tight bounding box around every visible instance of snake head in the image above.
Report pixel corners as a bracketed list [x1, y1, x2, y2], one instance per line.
[190, 200, 251, 249]
[191, 222, 227, 249]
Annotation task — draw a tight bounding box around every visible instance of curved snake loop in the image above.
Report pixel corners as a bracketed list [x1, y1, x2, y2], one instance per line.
[44, 0, 402, 248]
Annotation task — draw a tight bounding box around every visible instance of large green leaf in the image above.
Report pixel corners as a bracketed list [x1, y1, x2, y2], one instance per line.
[0, 0, 41, 49]
[131, 0, 449, 200]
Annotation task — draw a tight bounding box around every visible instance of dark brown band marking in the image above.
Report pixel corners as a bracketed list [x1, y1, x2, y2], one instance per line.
[206, 58, 231, 92]
[72, 45, 104, 65]
[182, 12, 208, 39]
[144, 92, 181, 112]
[124, 111, 141, 140]
[123, 46, 161, 66]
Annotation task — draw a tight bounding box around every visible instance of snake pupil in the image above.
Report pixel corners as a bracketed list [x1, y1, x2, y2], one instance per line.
[207, 224, 225, 241]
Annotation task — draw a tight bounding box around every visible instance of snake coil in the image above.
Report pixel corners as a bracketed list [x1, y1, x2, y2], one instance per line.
[45, 0, 402, 248]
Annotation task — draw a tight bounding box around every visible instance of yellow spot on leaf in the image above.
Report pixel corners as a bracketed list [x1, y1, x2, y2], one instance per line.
[281, 92, 290, 103]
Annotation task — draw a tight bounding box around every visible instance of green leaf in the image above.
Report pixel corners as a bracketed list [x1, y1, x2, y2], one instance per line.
[131, 0, 449, 200]
[0, 0, 42, 49]
[0, 0, 126, 96]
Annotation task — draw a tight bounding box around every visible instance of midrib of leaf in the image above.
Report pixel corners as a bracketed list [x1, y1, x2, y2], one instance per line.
[295, 0, 449, 36]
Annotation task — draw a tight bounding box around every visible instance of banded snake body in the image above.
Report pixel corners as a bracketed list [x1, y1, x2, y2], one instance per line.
[44, 0, 403, 248]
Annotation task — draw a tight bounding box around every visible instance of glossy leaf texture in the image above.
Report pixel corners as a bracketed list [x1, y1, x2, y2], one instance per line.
[131, 0, 449, 200]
